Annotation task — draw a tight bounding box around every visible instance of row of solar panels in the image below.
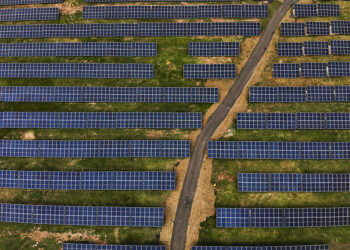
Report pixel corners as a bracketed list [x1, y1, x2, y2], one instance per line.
[237, 112, 350, 130]
[189, 42, 239, 57]
[0, 8, 58, 21]
[63, 244, 329, 250]
[0, 204, 164, 227]
[273, 62, 350, 78]
[0, 140, 190, 158]
[217, 207, 350, 228]
[83, 5, 268, 19]
[293, 4, 340, 17]
[0, 22, 261, 38]
[278, 41, 350, 57]
[0, 86, 219, 103]
[281, 21, 350, 36]
[63, 244, 166, 250]
[85, 0, 239, 2]
[0, 42, 157, 57]
[238, 173, 350, 192]
[207, 141, 350, 159]
[0, 112, 202, 129]
[0, 0, 62, 5]
[183, 64, 236, 79]
[249, 86, 350, 103]
[0, 170, 175, 190]
[0, 63, 153, 79]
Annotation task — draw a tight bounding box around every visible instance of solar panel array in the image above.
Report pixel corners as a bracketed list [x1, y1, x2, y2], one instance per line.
[83, 5, 268, 19]
[0, 63, 153, 79]
[0, 203, 164, 227]
[280, 23, 305, 36]
[207, 141, 350, 159]
[192, 245, 330, 250]
[249, 86, 350, 103]
[294, 4, 340, 17]
[277, 42, 303, 57]
[0, 170, 175, 190]
[331, 21, 350, 35]
[274, 62, 350, 78]
[0, 86, 219, 103]
[0, 140, 191, 158]
[189, 42, 240, 57]
[217, 207, 350, 228]
[238, 173, 350, 192]
[304, 41, 329, 56]
[183, 64, 236, 79]
[0, 0, 63, 6]
[0, 8, 59, 21]
[237, 112, 350, 130]
[0, 112, 202, 129]
[306, 22, 330, 36]
[331, 41, 350, 55]
[63, 244, 166, 250]
[0, 42, 157, 57]
[0, 23, 261, 38]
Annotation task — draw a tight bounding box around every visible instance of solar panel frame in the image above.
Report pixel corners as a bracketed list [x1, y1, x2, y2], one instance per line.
[304, 41, 329, 56]
[306, 22, 330, 36]
[277, 42, 303, 57]
[294, 4, 317, 17]
[318, 4, 340, 17]
[281, 23, 305, 36]
[300, 62, 327, 78]
[273, 63, 300, 78]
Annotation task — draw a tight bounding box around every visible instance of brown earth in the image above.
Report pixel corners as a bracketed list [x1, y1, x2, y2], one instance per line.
[22, 131, 36, 140]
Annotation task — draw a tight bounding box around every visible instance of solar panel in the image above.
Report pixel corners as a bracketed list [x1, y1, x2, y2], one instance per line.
[331, 40, 350, 55]
[0, 204, 164, 227]
[237, 22, 261, 36]
[297, 113, 325, 129]
[0, 0, 63, 5]
[0, 8, 59, 21]
[326, 113, 350, 129]
[273, 63, 300, 78]
[318, 4, 340, 17]
[0, 86, 218, 103]
[0, 170, 175, 191]
[328, 61, 350, 77]
[281, 23, 305, 36]
[249, 86, 278, 103]
[0, 140, 190, 158]
[0, 63, 153, 79]
[277, 42, 303, 57]
[336, 86, 350, 102]
[189, 42, 239, 57]
[306, 22, 330, 36]
[208, 141, 350, 160]
[0, 42, 156, 57]
[63, 244, 166, 250]
[278, 86, 306, 102]
[217, 207, 350, 228]
[307, 86, 335, 102]
[300, 63, 327, 78]
[237, 113, 297, 130]
[192, 246, 330, 250]
[183, 64, 236, 79]
[239, 173, 350, 192]
[331, 21, 350, 35]
[304, 41, 329, 56]
[294, 4, 317, 17]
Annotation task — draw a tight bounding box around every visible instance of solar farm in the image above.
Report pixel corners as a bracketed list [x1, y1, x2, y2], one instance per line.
[0, 0, 350, 250]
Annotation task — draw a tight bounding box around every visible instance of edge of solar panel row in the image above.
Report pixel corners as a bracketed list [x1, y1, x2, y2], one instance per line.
[0, 63, 154, 79]
[0, 86, 219, 103]
[191, 245, 330, 250]
[0, 23, 261, 38]
[0, 203, 164, 227]
[63, 244, 166, 250]
[294, 4, 340, 17]
[0, 8, 59, 22]
[282, 21, 350, 36]
[249, 86, 350, 103]
[216, 207, 350, 228]
[0, 170, 176, 190]
[0, 112, 202, 129]
[0, 0, 63, 6]
[189, 42, 240, 57]
[0, 140, 191, 158]
[208, 141, 350, 159]
[83, 5, 268, 19]
[0, 42, 157, 57]
[238, 173, 350, 192]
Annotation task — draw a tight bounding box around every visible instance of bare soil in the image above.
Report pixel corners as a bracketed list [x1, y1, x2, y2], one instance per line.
[22, 131, 36, 140]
